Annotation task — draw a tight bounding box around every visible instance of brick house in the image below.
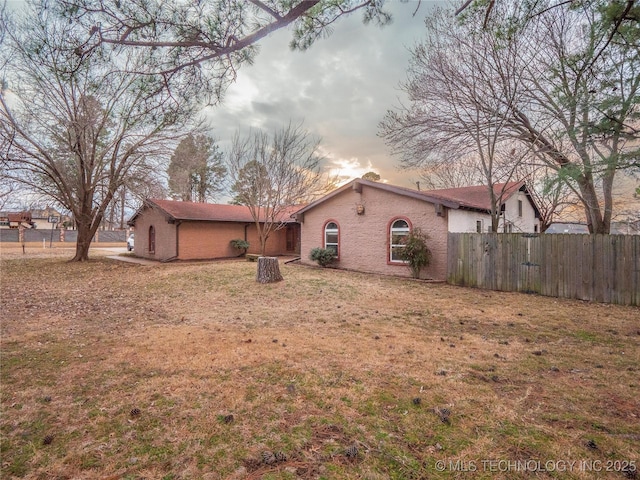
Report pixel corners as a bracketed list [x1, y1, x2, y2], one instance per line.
[127, 199, 300, 261]
[294, 178, 539, 280]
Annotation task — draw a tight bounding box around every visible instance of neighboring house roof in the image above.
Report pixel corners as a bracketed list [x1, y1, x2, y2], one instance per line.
[294, 178, 537, 217]
[128, 199, 301, 225]
[546, 221, 640, 235]
[545, 222, 590, 234]
[611, 220, 640, 235]
[5, 212, 33, 223]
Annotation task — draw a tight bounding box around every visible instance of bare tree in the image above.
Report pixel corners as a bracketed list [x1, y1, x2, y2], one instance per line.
[415, 156, 482, 190]
[229, 122, 330, 257]
[102, 160, 168, 230]
[380, 8, 525, 232]
[57, 0, 392, 105]
[500, 3, 640, 233]
[382, 3, 640, 233]
[0, 161, 18, 210]
[455, 0, 639, 49]
[504, 154, 576, 232]
[0, 1, 191, 261]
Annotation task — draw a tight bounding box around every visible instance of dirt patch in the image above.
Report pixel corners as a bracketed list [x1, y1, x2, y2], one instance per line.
[1, 252, 638, 479]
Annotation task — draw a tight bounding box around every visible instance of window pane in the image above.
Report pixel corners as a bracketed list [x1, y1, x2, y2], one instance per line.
[391, 246, 407, 262]
[392, 219, 409, 229]
[326, 244, 338, 255]
[326, 222, 338, 230]
[391, 233, 407, 245]
[326, 233, 338, 244]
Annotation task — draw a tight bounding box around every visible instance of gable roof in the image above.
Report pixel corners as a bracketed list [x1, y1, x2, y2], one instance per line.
[294, 178, 534, 217]
[128, 199, 300, 225]
[294, 178, 459, 217]
[422, 181, 527, 212]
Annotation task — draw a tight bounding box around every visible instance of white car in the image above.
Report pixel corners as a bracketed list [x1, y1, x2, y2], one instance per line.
[127, 233, 134, 251]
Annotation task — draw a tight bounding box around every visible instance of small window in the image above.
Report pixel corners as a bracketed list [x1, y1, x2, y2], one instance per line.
[476, 220, 483, 233]
[534, 224, 539, 233]
[390, 218, 410, 263]
[518, 200, 523, 217]
[324, 221, 339, 257]
[148, 225, 156, 254]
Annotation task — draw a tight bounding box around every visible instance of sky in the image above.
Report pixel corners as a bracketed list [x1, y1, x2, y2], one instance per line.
[2, 0, 446, 210]
[203, 1, 445, 189]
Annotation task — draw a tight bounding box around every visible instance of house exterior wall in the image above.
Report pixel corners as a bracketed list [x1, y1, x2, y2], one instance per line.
[245, 224, 297, 256]
[179, 221, 247, 259]
[180, 222, 295, 259]
[448, 193, 539, 233]
[133, 206, 177, 261]
[299, 184, 449, 280]
[448, 210, 493, 233]
[501, 192, 539, 232]
[132, 206, 296, 261]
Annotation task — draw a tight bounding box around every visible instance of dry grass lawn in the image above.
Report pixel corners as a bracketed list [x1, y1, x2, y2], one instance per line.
[1, 246, 639, 479]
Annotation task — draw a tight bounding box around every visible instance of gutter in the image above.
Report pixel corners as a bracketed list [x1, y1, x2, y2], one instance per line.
[175, 220, 181, 259]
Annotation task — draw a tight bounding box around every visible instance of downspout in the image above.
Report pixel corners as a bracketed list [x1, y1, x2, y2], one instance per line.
[240, 223, 251, 257]
[176, 220, 181, 258]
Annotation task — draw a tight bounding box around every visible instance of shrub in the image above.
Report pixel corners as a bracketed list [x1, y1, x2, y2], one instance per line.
[309, 247, 337, 267]
[230, 239, 250, 251]
[400, 228, 432, 278]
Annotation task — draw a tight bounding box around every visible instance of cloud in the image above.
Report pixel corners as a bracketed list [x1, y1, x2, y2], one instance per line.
[205, 1, 442, 188]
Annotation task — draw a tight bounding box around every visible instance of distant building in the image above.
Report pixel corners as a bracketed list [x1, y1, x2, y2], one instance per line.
[0, 212, 34, 229]
[29, 207, 66, 230]
[545, 222, 590, 234]
[546, 221, 640, 235]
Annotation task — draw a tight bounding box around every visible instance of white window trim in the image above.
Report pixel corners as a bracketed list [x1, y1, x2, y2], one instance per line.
[324, 222, 339, 257]
[390, 219, 410, 263]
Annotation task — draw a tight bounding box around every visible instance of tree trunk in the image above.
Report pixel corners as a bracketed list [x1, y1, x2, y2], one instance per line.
[71, 213, 102, 262]
[72, 225, 93, 261]
[256, 256, 283, 284]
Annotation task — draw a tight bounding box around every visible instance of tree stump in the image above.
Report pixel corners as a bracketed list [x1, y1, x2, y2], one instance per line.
[256, 256, 284, 283]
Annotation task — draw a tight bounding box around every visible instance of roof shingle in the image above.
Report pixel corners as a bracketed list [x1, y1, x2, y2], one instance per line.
[133, 199, 300, 224]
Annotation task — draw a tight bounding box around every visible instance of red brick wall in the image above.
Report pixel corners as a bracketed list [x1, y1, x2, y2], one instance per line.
[133, 206, 296, 261]
[178, 222, 246, 259]
[133, 207, 177, 261]
[299, 185, 449, 280]
[178, 222, 291, 259]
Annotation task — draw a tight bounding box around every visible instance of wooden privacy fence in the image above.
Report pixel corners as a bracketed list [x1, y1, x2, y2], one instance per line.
[447, 233, 640, 306]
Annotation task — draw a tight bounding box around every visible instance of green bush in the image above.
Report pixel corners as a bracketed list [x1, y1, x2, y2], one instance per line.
[230, 239, 250, 250]
[309, 247, 337, 267]
[400, 228, 432, 278]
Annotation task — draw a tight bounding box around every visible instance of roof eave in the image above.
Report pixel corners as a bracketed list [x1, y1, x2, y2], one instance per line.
[294, 178, 460, 216]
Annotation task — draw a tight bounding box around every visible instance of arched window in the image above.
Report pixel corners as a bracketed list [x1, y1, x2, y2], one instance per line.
[389, 218, 410, 263]
[148, 225, 156, 254]
[324, 221, 339, 257]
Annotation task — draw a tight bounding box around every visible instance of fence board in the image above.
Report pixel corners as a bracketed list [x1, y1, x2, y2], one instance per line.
[447, 233, 640, 307]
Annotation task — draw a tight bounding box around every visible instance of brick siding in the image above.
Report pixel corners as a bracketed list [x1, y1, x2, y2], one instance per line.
[299, 184, 449, 280]
[133, 205, 293, 261]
